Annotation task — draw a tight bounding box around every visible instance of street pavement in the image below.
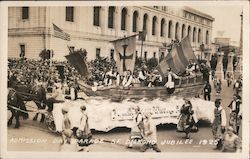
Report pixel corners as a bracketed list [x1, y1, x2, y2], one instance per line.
[7, 78, 241, 152]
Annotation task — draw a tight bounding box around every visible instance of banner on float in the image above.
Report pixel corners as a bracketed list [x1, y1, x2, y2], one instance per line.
[111, 105, 181, 121]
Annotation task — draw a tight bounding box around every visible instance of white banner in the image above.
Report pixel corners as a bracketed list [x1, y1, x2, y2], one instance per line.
[52, 97, 214, 132]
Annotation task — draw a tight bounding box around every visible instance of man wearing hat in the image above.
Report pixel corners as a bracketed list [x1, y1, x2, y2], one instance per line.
[212, 98, 227, 150]
[222, 126, 242, 152]
[228, 95, 242, 135]
[164, 68, 180, 94]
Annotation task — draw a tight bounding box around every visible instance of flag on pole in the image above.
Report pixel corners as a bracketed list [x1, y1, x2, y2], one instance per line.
[156, 36, 197, 76]
[52, 23, 71, 41]
[111, 35, 137, 74]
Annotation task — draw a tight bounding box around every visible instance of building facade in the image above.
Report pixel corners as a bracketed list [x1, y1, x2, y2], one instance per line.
[8, 6, 214, 61]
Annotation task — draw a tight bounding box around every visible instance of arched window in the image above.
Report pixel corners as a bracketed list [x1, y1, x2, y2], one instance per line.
[143, 14, 148, 32]
[175, 22, 179, 40]
[206, 30, 209, 44]
[181, 24, 186, 38]
[132, 11, 138, 32]
[152, 16, 157, 35]
[168, 20, 172, 38]
[193, 27, 196, 42]
[108, 6, 115, 29]
[160, 18, 165, 37]
[187, 26, 191, 41]
[198, 29, 201, 43]
[121, 8, 127, 31]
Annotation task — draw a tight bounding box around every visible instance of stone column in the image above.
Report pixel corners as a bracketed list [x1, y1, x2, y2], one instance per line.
[215, 51, 224, 80]
[234, 54, 242, 79]
[227, 52, 234, 75]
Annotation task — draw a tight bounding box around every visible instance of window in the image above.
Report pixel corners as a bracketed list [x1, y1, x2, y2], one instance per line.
[175, 23, 179, 40]
[96, 48, 101, 59]
[181, 24, 185, 38]
[121, 8, 127, 30]
[193, 27, 196, 42]
[93, 7, 101, 26]
[162, 6, 166, 11]
[143, 14, 148, 32]
[153, 52, 156, 58]
[108, 7, 115, 28]
[188, 26, 191, 41]
[135, 51, 138, 58]
[160, 19, 165, 37]
[198, 29, 201, 43]
[144, 51, 147, 60]
[206, 31, 209, 44]
[132, 11, 138, 32]
[168, 21, 172, 38]
[20, 44, 25, 57]
[22, 7, 29, 20]
[110, 49, 114, 60]
[152, 16, 157, 36]
[66, 7, 74, 22]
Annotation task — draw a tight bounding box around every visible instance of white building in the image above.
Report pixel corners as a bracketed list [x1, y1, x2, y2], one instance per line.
[8, 6, 214, 61]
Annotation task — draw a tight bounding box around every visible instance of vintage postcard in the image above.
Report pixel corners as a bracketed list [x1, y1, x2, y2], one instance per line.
[0, 1, 249, 159]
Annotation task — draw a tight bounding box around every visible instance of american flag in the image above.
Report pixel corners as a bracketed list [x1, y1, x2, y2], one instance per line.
[52, 23, 71, 41]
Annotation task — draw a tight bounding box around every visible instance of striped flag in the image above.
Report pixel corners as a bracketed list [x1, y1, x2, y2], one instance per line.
[156, 36, 197, 76]
[52, 23, 71, 41]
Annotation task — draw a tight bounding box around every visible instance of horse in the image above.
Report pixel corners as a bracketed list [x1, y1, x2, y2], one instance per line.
[7, 88, 29, 128]
[8, 81, 47, 122]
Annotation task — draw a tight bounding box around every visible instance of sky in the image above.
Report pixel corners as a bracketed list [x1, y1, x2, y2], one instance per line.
[191, 6, 243, 45]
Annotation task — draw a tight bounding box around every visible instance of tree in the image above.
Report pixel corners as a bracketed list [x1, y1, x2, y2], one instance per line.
[147, 57, 158, 70]
[39, 49, 53, 61]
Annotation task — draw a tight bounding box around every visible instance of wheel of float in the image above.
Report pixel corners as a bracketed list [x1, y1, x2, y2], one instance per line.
[45, 113, 57, 133]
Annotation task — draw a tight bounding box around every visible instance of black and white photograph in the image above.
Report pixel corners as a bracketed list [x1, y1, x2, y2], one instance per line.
[0, 1, 249, 159]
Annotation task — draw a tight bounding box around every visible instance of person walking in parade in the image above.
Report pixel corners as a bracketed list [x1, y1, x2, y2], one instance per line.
[226, 72, 233, 87]
[210, 55, 217, 80]
[203, 81, 212, 101]
[222, 126, 242, 152]
[177, 98, 197, 139]
[140, 112, 161, 152]
[212, 98, 227, 150]
[228, 95, 242, 135]
[127, 106, 145, 149]
[76, 105, 92, 152]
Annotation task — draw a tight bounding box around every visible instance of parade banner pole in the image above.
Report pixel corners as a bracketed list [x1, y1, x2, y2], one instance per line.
[50, 27, 53, 67]
[140, 39, 143, 58]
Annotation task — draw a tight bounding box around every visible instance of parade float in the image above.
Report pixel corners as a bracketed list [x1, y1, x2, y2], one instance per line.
[43, 35, 215, 133]
[66, 36, 206, 101]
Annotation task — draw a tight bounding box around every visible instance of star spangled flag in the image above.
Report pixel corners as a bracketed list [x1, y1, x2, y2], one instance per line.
[52, 23, 71, 41]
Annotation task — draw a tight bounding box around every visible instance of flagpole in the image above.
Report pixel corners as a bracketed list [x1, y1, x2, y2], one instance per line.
[140, 39, 143, 58]
[50, 32, 53, 67]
